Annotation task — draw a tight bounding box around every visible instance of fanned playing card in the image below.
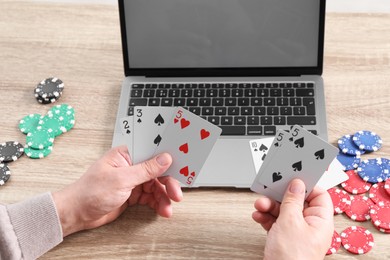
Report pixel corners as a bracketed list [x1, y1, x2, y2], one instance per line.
[132, 106, 174, 164]
[153, 107, 222, 186]
[118, 115, 134, 157]
[249, 137, 274, 174]
[255, 125, 338, 201]
[316, 158, 349, 190]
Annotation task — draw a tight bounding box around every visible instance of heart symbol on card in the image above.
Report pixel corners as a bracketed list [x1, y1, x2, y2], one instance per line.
[292, 161, 302, 171]
[174, 118, 179, 124]
[272, 172, 283, 183]
[294, 137, 304, 148]
[190, 172, 195, 177]
[180, 118, 190, 129]
[200, 129, 210, 140]
[179, 166, 189, 177]
[179, 143, 189, 154]
[314, 149, 325, 160]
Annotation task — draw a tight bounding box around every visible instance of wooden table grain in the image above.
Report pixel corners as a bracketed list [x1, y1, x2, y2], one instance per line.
[0, 1, 390, 259]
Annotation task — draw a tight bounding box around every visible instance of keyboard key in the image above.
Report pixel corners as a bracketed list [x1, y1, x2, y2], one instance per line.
[143, 89, 155, 97]
[219, 89, 231, 97]
[280, 107, 293, 115]
[206, 89, 218, 97]
[174, 98, 185, 106]
[254, 107, 266, 115]
[168, 89, 180, 97]
[247, 116, 260, 125]
[161, 98, 173, 106]
[247, 126, 262, 135]
[270, 89, 282, 97]
[228, 107, 239, 115]
[215, 107, 227, 115]
[186, 98, 198, 106]
[232, 89, 243, 97]
[127, 106, 134, 116]
[221, 126, 246, 135]
[132, 84, 144, 89]
[287, 116, 316, 125]
[296, 89, 315, 97]
[257, 89, 269, 97]
[264, 98, 276, 106]
[303, 98, 316, 115]
[182, 89, 193, 97]
[156, 89, 168, 97]
[130, 89, 143, 97]
[148, 98, 160, 106]
[241, 107, 253, 115]
[264, 126, 276, 135]
[277, 97, 288, 106]
[238, 98, 250, 106]
[129, 98, 147, 106]
[212, 98, 224, 106]
[283, 88, 295, 97]
[189, 107, 201, 115]
[202, 107, 214, 115]
[261, 116, 273, 125]
[225, 98, 237, 106]
[245, 89, 256, 97]
[267, 107, 279, 115]
[290, 97, 302, 106]
[194, 89, 206, 97]
[251, 98, 262, 106]
[221, 117, 233, 125]
[234, 116, 246, 125]
[199, 98, 211, 106]
[208, 116, 220, 125]
[274, 116, 286, 125]
[293, 107, 306, 115]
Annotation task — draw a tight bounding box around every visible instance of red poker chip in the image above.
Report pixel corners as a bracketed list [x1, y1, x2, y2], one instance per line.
[344, 195, 374, 222]
[326, 230, 342, 255]
[372, 221, 390, 234]
[328, 187, 350, 214]
[370, 202, 390, 229]
[384, 178, 390, 196]
[340, 226, 374, 254]
[369, 182, 390, 205]
[341, 170, 372, 195]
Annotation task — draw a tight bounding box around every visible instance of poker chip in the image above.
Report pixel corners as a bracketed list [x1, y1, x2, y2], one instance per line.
[357, 158, 388, 183]
[340, 226, 374, 254]
[370, 202, 390, 230]
[341, 170, 372, 195]
[26, 127, 55, 150]
[385, 178, 390, 196]
[0, 163, 11, 186]
[338, 135, 365, 156]
[344, 195, 374, 221]
[352, 130, 382, 152]
[0, 141, 24, 162]
[49, 104, 74, 117]
[38, 114, 64, 137]
[328, 187, 350, 214]
[18, 114, 41, 134]
[369, 182, 390, 205]
[326, 230, 342, 255]
[381, 158, 390, 180]
[34, 77, 64, 104]
[373, 224, 390, 234]
[24, 145, 53, 159]
[337, 152, 360, 171]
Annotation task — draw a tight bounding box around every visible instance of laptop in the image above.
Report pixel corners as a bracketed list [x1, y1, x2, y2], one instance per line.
[112, 0, 328, 188]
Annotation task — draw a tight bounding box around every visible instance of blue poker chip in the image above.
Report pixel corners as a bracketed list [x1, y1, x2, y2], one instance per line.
[352, 130, 382, 152]
[338, 135, 365, 156]
[380, 158, 390, 181]
[357, 158, 388, 183]
[337, 152, 361, 171]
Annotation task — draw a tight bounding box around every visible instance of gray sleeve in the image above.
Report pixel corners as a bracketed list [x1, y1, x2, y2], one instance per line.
[0, 192, 63, 260]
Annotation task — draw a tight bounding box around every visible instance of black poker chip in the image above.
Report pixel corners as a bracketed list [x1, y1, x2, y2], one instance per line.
[0, 141, 24, 162]
[34, 77, 64, 104]
[0, 163, 11, 186]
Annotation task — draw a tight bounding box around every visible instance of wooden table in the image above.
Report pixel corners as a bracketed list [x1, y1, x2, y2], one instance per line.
[1, 1, 390, 259]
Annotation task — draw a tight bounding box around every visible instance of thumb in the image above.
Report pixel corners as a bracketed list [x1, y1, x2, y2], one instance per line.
[123, 153, 172, 187]
[279, 179, 306, 220]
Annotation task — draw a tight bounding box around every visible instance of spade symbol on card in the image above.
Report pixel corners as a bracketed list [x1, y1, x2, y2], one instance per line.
[272, 172, 283, 183]
[137, 118, 142, 123]
[253, 148, 258, 152]
[314, 149, 325, 160]
[126, 129, 131, 134]
[259, 144, 268, 152]
[292, 161, 302, 171]
[294, 137, 304, 148]
[154, 114, 164, 126]
[153, 135, 162, 146]
[274, 142, 280, 147]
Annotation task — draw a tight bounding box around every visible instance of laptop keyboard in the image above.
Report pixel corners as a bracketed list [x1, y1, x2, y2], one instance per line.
[127, 82, 317, 136]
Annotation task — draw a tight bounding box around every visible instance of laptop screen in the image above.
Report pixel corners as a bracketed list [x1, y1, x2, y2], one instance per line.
[119, 0, 324, 76]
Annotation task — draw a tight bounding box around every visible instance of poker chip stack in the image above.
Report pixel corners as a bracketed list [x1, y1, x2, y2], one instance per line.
[0, 142, 24, 186]
[325, 130, 390, 255]
[19, 104, 76, 159]
[34, 77, 64, 104]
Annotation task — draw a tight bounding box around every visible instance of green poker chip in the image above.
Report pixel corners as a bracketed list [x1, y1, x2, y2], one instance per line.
[26, 127, 55, 150]
[24, 145, 53, 159]
[38, 114, 63, 137]
[48, 104, 75, 117]
[19, 114, 41, 134]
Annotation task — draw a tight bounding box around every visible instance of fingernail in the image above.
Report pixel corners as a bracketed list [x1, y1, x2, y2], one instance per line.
[289, 179, 304, 194]
[156, 154, 170, 166]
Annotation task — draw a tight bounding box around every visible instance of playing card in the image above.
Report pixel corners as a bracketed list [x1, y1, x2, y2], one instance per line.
[132, 106, 174, 164]
[153, 107, 222, 186]
[249, 137, 274, 174]
[257, 125, 339, 200]
[118, 116, 134, 157]
[316, 158, 349, 190]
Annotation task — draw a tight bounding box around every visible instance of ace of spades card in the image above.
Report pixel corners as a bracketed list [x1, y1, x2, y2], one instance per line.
[153, 107, 222, 186]
[132, 106, 175, 164]
[256, 125, 338, 199]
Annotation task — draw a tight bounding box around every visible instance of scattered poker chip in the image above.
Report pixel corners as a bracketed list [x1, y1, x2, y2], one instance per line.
[38, 114, 64, 137]
[326, 230, 342, 255]
[340, 226, 374, 254]
[370, 202, 390, 230]
[18, 114, 41, 134]
[341, 170, 372, 195]
[381, 158, 390, 180]
[385, 179, 390, 196]
[337, 152, 360, 171]
[0, 141, 24, 162]
[338, 135, 365, 156]
[328, 187, 350, 214]
[34, 77, 64, 104]
[0, 163, 11, 186]
[23, 145, 53, 159]
[26, 127, 55, 150]
[369, 182, 390, 205]
[373, 224, 390, 234]
[352, 130, 382, 152]
[344, 195, 374, 222]
[49, 104, 74, 117]
[357, 158, 388, 183]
